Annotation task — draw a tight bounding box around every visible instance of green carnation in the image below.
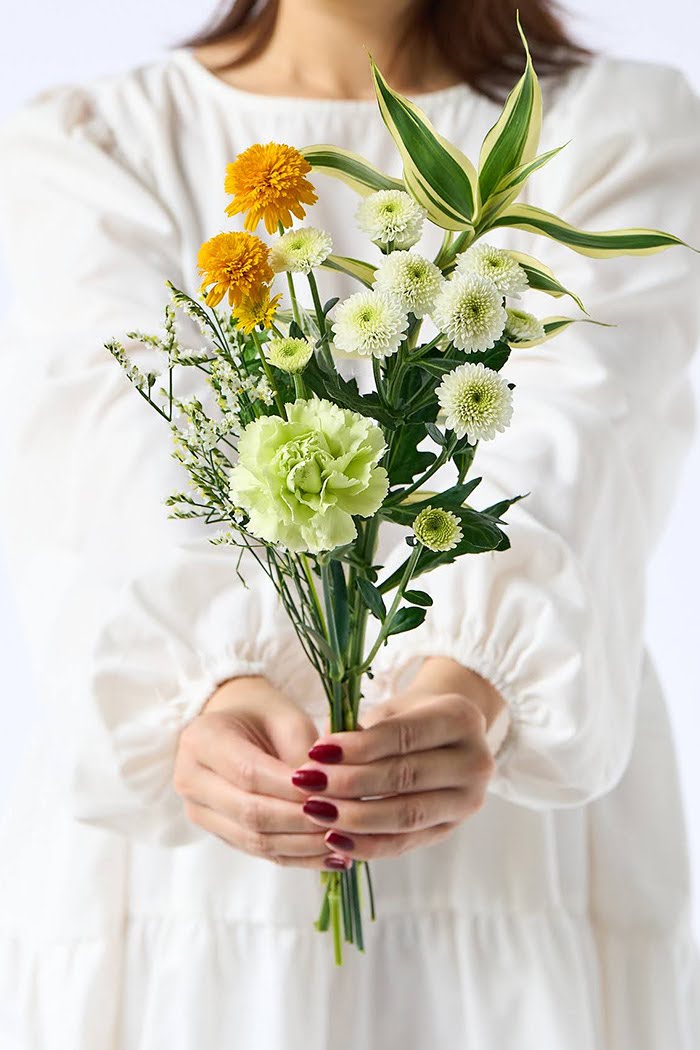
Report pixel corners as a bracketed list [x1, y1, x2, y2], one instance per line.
[229, 398, 389, 553]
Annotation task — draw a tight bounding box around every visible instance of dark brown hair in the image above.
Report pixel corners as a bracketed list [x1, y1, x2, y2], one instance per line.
[184, 0, 593, 102]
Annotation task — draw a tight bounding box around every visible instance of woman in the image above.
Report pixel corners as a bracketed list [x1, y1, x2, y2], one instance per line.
[0, 0, 699, 1046]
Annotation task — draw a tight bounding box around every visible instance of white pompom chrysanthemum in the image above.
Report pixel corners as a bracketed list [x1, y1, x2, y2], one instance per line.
[436, 361, 513, 441]
[355, 190, 427, 249]
[454, 243, 529, 298]
[431, 273, 507, 352]
[269, 226, 333, 274]
[504, 307, 546, 344]
[373, 251, 443, 318]
[331, 290, 409, 359]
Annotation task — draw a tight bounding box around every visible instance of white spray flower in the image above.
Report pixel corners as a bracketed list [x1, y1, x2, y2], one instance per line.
[504, 307, 546, 344]
[355, 190, 427, 249]
[331, 290, 409, 359]
[454, 243, 529, 298]
[269, 226, 333, 274]
[431, 273, 507, 352]
[436, 361, 513, 441]
[373, 251, 443, 317]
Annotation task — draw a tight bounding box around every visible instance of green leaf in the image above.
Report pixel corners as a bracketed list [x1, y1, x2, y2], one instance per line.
[321, 254, 377, 288]
[479, 143, 568, 224]
[301, 144, 404, 195]
[478, 14, 542, 204]
[425, 422, 447, 446]
[329, 559, 349, 652]
[387, 423, 436, 486]
[370, 56, 479, 230]
[357, 578, 387, 621]
[492, 203, 697, 257]
[403, 589, 433, 607]
[303, 355, 400, 428]
[384, 479, 483, 523]
[378, 507, 506, 593]
[417, 341, 511, 379]
[504, 250, 587, 312]
[385, 606, 427, 638]
[480, 492, 530, 521]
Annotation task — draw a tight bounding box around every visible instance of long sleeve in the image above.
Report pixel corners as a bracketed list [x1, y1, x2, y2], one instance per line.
[370, 60, 700, 809]
[0, 84, 309, 846]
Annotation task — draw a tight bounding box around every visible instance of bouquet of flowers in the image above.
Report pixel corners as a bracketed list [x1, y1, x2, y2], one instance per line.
[107, 18, 693, 964]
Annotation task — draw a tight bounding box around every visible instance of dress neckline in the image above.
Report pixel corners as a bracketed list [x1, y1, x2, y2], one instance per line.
[168, 46, 479, 113]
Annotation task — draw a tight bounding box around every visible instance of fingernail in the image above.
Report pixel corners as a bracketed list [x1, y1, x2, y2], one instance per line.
[303, 799, 338, 822]
[291, 768, 328, 791]
[325, 830, 355, 852]
[308, 743, 343, 764]
[324, 854, 351, 870]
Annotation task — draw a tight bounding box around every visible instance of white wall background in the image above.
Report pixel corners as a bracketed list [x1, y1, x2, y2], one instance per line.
[0, 0, 699, 932]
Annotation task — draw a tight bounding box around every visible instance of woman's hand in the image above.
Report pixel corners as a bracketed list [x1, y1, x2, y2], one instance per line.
[173, 675, 350, 870]
[291, 657, 510, 861]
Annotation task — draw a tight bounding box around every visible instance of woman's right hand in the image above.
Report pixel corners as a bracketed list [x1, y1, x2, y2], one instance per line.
[173, 675, 350, 870]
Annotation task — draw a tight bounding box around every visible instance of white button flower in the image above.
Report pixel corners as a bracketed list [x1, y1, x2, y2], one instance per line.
[269, 226, 333, 274]
[331, 290, 409, 359]
[505, 307, 546, 343]
[355, 189, 427, 249]
[373, 251, 444, 318]
[454, 243, 529, 298]
[436, 361, 514, 441]
[431, 273, 507, 352]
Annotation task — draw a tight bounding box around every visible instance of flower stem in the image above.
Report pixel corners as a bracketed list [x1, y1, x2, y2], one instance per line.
[250, 328, 286, 418]
[307, 271, 335, 371]
[360, 543, 422, 671]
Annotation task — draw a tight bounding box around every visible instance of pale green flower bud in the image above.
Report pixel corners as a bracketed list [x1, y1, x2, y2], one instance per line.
[412, 506, 463, 552]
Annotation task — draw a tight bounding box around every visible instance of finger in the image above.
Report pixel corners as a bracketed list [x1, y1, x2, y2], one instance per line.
[182, 798, 338, 866]
[302, 786, 480, 834]
[323, 822, 458, 861]
[293, 743, 480, 799]
[186, 718, 305, 801]
[309, 694, 483, 765]
[184, 764, 329, 833]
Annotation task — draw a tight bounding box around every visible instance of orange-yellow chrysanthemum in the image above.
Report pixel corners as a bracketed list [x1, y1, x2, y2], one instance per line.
[224, 142, 318, 234]
[233, 287, 283, 335]
[197, 231, 273, 308]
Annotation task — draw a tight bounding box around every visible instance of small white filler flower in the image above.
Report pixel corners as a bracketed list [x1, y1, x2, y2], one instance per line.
[267, 336, 314, 373]
[454, 243, 529, 298]
[269, 226, 333, 274]
[504, 307, 546, 343]
[412, 505, 463, 552]
[373, 251, 443, 317]
[431, 273, 507, 352]
[436, 361, 513, 441]
[355, 190, 427, 249]
[331, 290, 409, 359]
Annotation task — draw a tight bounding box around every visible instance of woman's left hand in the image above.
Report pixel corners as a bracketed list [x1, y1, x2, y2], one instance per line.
[291, 657, 510, 861]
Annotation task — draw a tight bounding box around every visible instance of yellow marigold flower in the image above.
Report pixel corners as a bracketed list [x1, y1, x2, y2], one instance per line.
[197, 231, 273, 308]
[233, 287, 283, 334]
[224, 142, 318, 234]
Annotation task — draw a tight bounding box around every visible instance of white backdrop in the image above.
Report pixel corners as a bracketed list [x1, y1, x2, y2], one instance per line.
[0, 0, 699, 934]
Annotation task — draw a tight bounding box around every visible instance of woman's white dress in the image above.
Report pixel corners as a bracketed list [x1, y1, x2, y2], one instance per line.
[0, 45, 699, 1050]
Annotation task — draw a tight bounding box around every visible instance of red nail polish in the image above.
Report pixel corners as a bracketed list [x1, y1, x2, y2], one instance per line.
[308, 743, 343, 764]
[303, 799, 338, 822]
[325, 831, 355, 852]
[324, 854, 351, 870]
[291, 769, 328, 791]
